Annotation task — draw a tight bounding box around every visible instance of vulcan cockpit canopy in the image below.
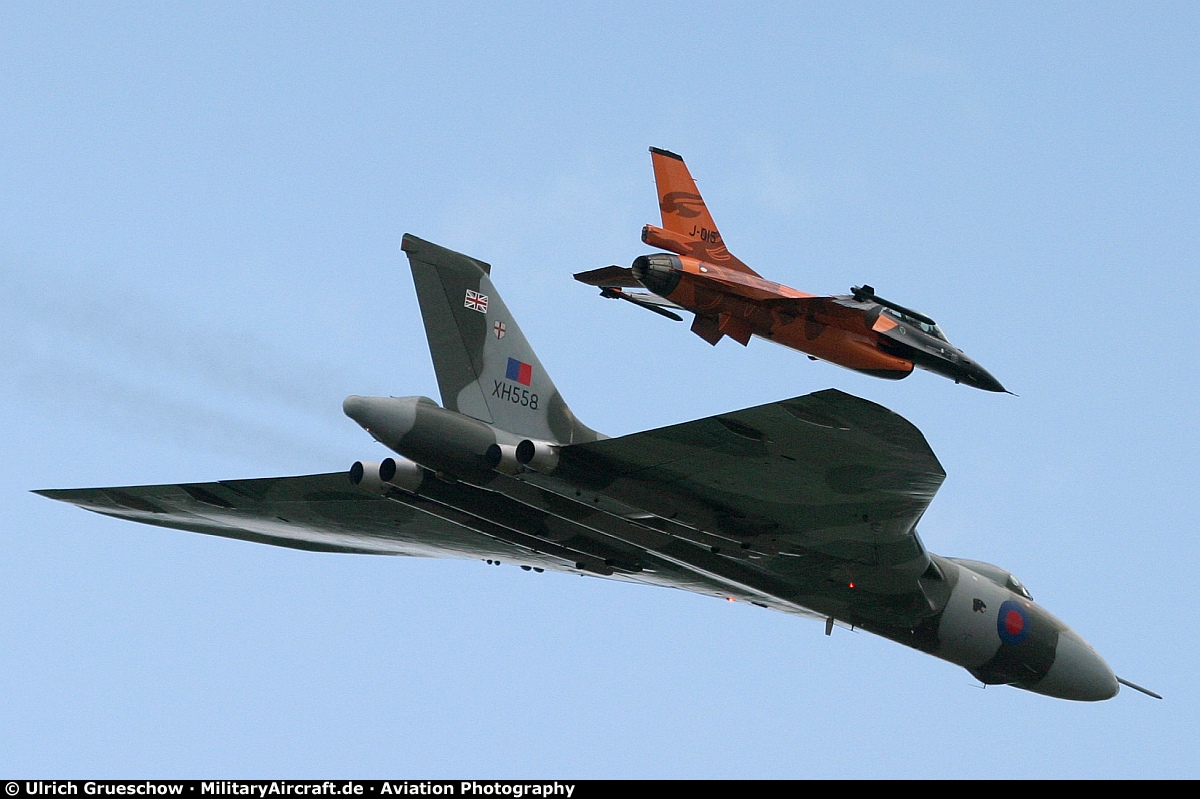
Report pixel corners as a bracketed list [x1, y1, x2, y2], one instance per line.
[949, 558, 1033, 600]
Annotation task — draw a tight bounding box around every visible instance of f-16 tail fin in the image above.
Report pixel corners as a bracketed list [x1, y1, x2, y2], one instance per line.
[402, 234, 599, 444]
[645, 147, 757, 276]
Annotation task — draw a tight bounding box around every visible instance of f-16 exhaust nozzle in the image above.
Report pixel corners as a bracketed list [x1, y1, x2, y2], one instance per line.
[515, 439, 560, 473]
[851, 284, 938, 327]
[632, 254, 683, 297]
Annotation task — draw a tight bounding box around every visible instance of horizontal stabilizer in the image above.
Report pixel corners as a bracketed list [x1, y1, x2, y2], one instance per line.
[598, 287, 684, 321]
[574, 265, 642, 288]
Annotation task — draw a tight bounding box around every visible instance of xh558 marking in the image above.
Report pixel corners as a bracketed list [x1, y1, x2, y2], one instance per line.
[576, 148, 1008, 392]
[37, 234, 1157, 700]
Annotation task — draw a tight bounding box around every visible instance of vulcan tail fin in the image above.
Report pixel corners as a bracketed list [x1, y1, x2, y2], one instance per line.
[645, 147, 757, 276]
[402, 234, 599, 444]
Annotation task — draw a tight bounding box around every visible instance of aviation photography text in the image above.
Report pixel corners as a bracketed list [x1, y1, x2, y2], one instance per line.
[11, 784, 579, 799]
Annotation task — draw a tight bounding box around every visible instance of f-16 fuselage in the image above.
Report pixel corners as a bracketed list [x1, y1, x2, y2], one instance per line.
[576, 148, 1007, 392]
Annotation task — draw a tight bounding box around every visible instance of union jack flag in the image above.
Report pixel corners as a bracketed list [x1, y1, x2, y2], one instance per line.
[464, 289, 489, 313]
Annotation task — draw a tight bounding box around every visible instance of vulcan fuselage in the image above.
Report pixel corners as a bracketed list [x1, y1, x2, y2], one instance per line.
[342, 392, 1114, 701]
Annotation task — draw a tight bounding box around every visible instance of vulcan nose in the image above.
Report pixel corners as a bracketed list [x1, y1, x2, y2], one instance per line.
[1025, 629, 1119, 701]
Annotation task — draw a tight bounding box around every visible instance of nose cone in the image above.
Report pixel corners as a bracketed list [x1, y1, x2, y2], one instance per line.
[958, 359, 1007, 393]
[1024, 630, 1119, 701]
[910, 346, 1009, 393]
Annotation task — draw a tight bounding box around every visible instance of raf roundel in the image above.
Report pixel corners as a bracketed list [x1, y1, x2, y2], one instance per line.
[997, 600, 1032, 646]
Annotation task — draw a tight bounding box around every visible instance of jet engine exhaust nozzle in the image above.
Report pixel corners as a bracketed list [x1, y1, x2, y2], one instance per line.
[515, 439, 560, 473]
[485, 443, 522, 475]
[632, 254, 683, 297]
[349, 458, 425, 494]
[349, 460, 383, 492]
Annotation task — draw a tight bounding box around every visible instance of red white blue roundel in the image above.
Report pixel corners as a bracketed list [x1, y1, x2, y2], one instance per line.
[997, 600, 1031, 646]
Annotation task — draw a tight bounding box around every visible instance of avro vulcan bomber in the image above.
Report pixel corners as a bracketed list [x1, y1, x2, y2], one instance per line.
[576, 148, 1007, 392]
[38, 235, 1158, 700]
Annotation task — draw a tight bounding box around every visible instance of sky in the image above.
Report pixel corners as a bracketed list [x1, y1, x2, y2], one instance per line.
[2, 1, 1197, 778]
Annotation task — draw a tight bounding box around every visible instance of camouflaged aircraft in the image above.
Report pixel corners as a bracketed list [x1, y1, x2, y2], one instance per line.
[576, 148, 1008, 392]
[37, 234, 1155, 701]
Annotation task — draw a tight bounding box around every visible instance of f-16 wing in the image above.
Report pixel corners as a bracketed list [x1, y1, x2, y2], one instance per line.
[577, 264, 879, 332]
[760, 295, 882, 333]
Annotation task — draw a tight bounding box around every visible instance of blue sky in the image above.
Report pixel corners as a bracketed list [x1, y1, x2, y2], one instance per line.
[2, 2, 1197, 777]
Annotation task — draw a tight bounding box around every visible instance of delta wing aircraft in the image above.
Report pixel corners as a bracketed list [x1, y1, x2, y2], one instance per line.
[38, 235, 1154, 700]
[576, 148, 1007, 392]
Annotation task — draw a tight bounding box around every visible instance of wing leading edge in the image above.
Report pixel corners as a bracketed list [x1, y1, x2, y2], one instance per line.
[549, 388, 945, 624]
[38, 389, 944, 628]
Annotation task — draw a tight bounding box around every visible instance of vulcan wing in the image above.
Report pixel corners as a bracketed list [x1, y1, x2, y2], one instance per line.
[556, 388, 945, 626]
[34, 471, 783, 606]
[38, 390, 945, 628]
[34, 474, 518, 559]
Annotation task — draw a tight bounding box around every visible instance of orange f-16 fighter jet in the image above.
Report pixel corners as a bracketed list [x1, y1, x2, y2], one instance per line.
[576, 148, 1007, 392]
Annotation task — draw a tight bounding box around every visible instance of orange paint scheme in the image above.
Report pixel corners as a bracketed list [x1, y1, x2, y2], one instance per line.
[647, 149, 757, 276]
[659, 262, 914, 375]
[640, 150, 915, 378]
[578, 148, 1007, 390]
